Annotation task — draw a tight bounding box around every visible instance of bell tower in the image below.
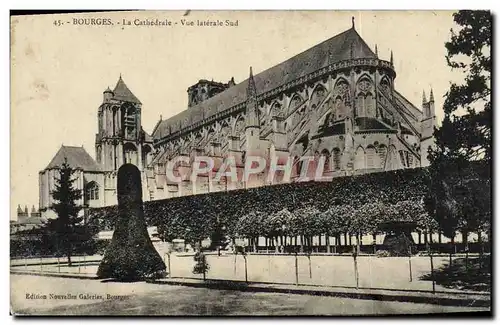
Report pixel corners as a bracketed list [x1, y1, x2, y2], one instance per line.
[95, 75, 146, 173]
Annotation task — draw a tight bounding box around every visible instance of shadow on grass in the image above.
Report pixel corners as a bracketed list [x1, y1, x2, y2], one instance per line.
[419, 255, 491, 292]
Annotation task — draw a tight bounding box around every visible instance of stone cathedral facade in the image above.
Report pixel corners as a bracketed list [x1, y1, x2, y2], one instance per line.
[39, 24, 436, 216]
[147, 25, 436, 200]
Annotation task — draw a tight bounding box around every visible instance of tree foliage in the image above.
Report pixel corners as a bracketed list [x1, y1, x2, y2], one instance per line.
[425, 11, 492, 239]
[44, 159, 95, 265]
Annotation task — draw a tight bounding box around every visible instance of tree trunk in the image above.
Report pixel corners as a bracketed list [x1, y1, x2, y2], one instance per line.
[348, 233, 352, 246]
[478, 229, 484, 270]
[424, 231, 429, 252]
[275, 237, 279, 253]
[326, 235, 330, 253]
[67, 243, 72, 266]
[372, 234, 377, 254]
[300, 235, 304, 253]
[438, 232, 442, 244]
[253, 237, 257, 253]
[319, 235, 322, 252]
[449, 236, 455, 267]
[418, 230, 422, 245]
[356, 233, 361, 254]
[463, 230, 469, 253]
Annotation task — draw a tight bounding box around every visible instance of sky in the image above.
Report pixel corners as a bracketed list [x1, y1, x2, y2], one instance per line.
[10, 10, 465, 219]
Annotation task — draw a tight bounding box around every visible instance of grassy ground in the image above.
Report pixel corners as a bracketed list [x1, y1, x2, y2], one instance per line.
[13, 253, 490, 294]
[10, 275, 489, 316]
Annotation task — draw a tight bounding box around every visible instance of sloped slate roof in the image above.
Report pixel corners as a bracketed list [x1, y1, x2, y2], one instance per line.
[153, 27, 376, 140]
[113, 76, 141, 104]
[356, 117, 392, 131]
[44, 145, 101, 172]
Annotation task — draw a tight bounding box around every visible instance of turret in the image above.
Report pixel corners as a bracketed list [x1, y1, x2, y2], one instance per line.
[187, 79, 230, 108]
[103, 87, 113, 102]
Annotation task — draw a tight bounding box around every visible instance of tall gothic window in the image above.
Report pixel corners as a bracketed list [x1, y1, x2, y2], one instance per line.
[380, 77, 391, 94]
[321, 149, 330, 172]
[355, 77, 374, 118]
[333, 79, 350, 120]
[85, 181, 99, 201]
[332, 148, 341, 170]
[354, 147, 365, 170]
[365, 146, 377, 169]
[378, 145, 388, 168]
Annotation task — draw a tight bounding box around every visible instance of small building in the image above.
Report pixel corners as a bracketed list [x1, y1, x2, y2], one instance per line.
[39, 145, 104, 220]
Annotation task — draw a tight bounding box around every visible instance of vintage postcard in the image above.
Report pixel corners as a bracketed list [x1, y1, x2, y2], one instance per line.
[10, 10, 491, 316]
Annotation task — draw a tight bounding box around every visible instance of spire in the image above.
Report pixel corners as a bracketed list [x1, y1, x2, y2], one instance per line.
[352, 16, 355, 29]
[247, 66, 256, 99]
[422, 90, 427, 105]
[17, 204, 22, 213]
[375, 44, 378, 57]
[103, 86, 112, 93]
[31, 205, 36, 213]
[24, 205, 28, 214]
[390, 50, 394, 65]
[113, 75, 141, 104]
[429, 88, 434, 102]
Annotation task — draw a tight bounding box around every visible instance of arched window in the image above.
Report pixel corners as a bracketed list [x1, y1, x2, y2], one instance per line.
[354, 147, 365, 170]
[85, 181, 99, 201]
[321, 149, 331, 172]
[378, 145, 387, 168]
[407, 153, 414, 168]
[380, 77, 391, 94]
[124, 142, 138, 165]
[332, 148, 341, 170]
[365, 146, 378, 169]
[333, 79, 350, 119]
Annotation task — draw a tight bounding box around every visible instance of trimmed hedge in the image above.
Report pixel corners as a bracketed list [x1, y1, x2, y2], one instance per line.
[88, 163, 488, 245]
[89, 167, 429, 231]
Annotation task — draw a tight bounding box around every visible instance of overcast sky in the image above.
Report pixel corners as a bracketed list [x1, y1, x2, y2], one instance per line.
[11, 10, 464, 218]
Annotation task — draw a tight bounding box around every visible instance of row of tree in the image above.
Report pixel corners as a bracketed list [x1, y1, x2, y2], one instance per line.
[230, 200, 435, 253]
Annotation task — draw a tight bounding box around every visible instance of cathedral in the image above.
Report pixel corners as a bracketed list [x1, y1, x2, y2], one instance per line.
[39, 22, 436, 218]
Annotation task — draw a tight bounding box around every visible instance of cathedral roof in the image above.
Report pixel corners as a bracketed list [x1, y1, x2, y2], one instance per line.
[113, 76, 141, 104]
[153, 27, 376, 140]
[44, 145, 101, 172]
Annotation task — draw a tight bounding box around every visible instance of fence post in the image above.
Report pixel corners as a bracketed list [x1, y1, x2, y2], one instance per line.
[83, 253, 86, 270]
[233, 253, 237, 275]
[40, 255, 43, 273]
[202, 254, 206, 281]
[294, 252, 299, 285]
[307, 254, 312, 279]
[429, 248, 435, 294]
[168, 253, 171, 278]
[352, 246, 359, 289]
[408, 244, 413, 282]
[244, 255, 248, 283]
[57, 256, 60, 273]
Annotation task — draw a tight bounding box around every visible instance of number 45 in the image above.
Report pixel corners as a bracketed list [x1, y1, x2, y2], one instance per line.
[53, 20, 62, 26]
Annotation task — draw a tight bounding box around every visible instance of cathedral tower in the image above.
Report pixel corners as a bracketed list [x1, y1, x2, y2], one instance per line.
[95, 75, 154, 204]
